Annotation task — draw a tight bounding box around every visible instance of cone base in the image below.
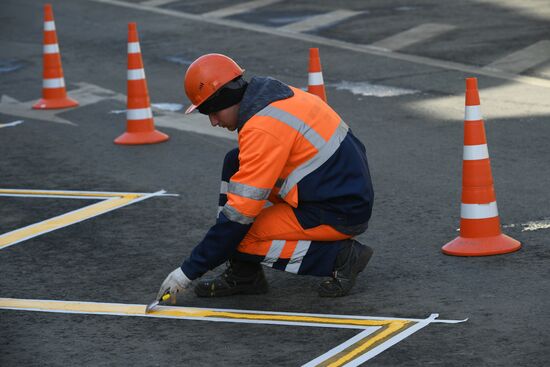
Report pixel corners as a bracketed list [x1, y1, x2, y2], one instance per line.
[32, 97, 79, 110]
[442, 234, 521, 256]
[114, 130, 169, 145]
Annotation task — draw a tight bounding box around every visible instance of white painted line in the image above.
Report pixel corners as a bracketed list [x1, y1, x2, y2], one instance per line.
[280, 10, 363, 33]
[0, 120, 24, 128]
[86, 0, 550, 89]
[504, 219, 550, 232]
[203, 0, 282, 18]
[0, 94, 75, 125]
[0, 188, 176, 199]
[139, 0, 178, 7]
[371, 23, 456, 51]
[302, 328, 380, 367]
[485, 40, 550, 74]
[346, 314, 439, 366]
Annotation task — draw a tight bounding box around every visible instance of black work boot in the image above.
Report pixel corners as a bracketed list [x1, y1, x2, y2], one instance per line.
[194, 259, 269, 297]
[318, 240, 373, 297]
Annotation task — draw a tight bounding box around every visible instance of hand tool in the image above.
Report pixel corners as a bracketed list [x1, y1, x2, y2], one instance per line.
[145, 293, 170, 314]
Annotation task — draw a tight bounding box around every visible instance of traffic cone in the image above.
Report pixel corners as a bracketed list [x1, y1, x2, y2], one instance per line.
[307, 48, 327, 103]
[442, 78, 521, 256]
[114, 23, 169, 145]
[32, 4, 78, 110]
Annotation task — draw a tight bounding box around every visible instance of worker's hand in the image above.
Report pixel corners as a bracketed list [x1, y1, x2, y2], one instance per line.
[156, 267, 192, 304]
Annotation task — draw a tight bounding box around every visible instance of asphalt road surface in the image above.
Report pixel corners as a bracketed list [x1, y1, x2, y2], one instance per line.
[1, 0, 549, 366]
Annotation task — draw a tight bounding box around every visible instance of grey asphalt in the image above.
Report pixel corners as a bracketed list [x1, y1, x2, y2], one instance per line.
[1, 0, 549, 366]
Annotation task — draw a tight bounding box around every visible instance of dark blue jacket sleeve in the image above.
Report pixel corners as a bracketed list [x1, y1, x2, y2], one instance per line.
[180, 212, 252, 280]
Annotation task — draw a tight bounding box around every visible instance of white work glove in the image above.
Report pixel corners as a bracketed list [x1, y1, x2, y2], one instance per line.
[156, 267, 192, 304]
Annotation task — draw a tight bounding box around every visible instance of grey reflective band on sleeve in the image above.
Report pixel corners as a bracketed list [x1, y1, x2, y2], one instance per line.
[256, 105, 325, 150]
[228, 181, 271, 201]
[221, 204, 255, 225]
[279, 121, 349, 199]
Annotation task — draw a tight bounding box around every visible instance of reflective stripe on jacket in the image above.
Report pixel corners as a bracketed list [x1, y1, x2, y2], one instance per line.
[181, 77, 373, 279]
[223, 85, 351, 224]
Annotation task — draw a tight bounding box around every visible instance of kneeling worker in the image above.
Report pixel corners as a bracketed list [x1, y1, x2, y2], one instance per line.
[153, 53, 374, 302]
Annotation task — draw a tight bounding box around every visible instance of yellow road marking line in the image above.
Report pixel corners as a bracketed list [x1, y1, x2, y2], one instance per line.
[0, 190, 165, 250]
[0, 300, 458, 366]
[0, 298, 392, 328]
[0, 298, 434, 366]
[326, 321, 410, 367]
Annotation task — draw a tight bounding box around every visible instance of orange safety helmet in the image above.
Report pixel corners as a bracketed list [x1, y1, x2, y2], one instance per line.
[184, 54, 245, 114]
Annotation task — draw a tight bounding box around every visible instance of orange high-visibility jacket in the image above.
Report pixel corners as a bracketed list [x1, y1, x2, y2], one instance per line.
[182, 77, 373, 279]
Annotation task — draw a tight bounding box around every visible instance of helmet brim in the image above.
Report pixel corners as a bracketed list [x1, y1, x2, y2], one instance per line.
[185, 103, 198, 114]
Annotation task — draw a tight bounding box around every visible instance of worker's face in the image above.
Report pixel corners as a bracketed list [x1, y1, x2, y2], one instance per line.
[208, 104, 239, 131]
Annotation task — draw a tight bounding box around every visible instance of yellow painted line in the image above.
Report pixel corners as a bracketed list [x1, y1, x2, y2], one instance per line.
[0, 299, 457, 366]
[0, 191, 164, 250]
[0, 298, 392, 328]
[326, 321, 410, 367]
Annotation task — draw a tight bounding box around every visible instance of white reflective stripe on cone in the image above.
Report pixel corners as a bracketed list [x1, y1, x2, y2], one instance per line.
[127, 42, 141, 54]
[465, 105, 482, 121]
[126, 108, 152, 120]
[308, 72, 324, 86]
[43, 44, 59, 54]
[43, 78, 65, 89]
[127, 68, 145, 80]
[463, 144, 489, 161]
[44, 21, 56, 31]
[461, 201, 499, 219]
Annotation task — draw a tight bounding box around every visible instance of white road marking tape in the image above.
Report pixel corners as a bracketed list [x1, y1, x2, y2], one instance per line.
[302, 328, 379, 367]
[0, 298, 465, 366]
[484, 40, 550, 74]
[279, 10, 363, 33]
[0, 190, 166, 250]
[341, 313, 439, 366]
[203, 0, 283, 18]
[371, 23, 456, 51]
[330, 81, 419, 97]
[0, 120, 24, 128]
[87, 0, 550, 89]
[151, 103, 183, 112]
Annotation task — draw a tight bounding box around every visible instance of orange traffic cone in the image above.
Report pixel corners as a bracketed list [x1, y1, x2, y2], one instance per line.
[33, 4, 78, 110]
[114, 23, 169, 145]
[307, 48, 327, 103]
[442, 78, 521, 256]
